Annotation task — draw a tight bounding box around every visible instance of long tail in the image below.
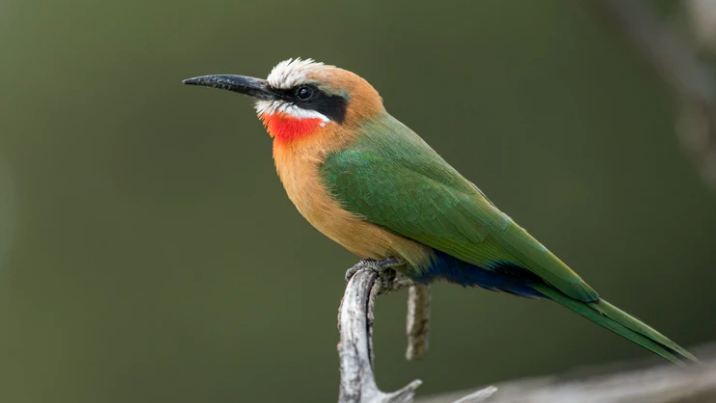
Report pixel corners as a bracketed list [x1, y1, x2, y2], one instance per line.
[533, 284, 697, 364]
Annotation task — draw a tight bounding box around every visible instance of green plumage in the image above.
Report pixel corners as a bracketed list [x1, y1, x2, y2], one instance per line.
[322, 113, 597, 300]
[321, 112, 695, 363]
[535, 285, 696, 364]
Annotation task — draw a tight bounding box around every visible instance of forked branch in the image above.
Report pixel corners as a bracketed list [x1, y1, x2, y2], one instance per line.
[337, 261, 497, 403]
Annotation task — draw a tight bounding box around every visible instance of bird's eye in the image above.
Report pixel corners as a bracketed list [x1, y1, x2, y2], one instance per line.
[295, 86, 314, 101]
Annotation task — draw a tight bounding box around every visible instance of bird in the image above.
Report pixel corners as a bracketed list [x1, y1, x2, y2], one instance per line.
[183, 58, 696, 364]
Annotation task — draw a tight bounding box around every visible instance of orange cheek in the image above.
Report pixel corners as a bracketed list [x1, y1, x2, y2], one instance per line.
[261, 113, 324, 143]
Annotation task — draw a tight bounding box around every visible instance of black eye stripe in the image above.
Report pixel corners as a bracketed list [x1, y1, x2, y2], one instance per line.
[271, 85, 347, 123]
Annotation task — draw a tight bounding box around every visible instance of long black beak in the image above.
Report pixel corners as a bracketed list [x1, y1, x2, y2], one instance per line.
[182, 74, 277, 100]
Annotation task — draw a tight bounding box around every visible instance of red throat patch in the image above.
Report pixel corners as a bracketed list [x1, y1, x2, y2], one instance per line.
[260, 113, 324, 143]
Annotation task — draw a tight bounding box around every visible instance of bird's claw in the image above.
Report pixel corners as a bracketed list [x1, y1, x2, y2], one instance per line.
[344, 258, 403, 282]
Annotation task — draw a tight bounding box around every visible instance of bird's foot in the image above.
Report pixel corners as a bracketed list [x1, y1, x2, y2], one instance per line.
[345, 258, 410, 293]
[344, 258, 403, 281]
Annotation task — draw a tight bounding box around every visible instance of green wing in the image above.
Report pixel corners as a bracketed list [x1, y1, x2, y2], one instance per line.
[321, 113, 598, 302]
[321, 114, 702, 364]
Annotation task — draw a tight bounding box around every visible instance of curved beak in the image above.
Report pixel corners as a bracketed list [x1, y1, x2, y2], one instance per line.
[182, 74, 277, 100]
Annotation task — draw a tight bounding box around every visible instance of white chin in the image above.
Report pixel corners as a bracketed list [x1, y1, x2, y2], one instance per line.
[255, 100, 330, 122]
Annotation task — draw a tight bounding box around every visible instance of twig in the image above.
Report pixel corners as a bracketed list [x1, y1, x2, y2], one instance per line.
[592, 0, 716, 189]
[338, 266, 422, 403]
[451, 386, 498, 403]
[337, 261, 496, 403]
[405, 284, 430, 361]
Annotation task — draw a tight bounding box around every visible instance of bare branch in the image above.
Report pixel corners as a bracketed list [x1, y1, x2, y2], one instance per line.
[451, 386, 499, 403]
[338, 265, 422, 403]
[405, 284, 430, 361]
[418, 346, 716, 402]
[338, 261, 495, 403]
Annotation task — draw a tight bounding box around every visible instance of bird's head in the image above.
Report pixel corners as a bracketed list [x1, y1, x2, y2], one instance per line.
[183, 58, 384, 144]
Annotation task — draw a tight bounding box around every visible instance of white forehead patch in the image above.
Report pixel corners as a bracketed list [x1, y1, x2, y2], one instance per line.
[266, 58, 325, 89]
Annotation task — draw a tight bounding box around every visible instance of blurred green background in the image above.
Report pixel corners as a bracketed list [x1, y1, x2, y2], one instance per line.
[1, 0, 715, 402]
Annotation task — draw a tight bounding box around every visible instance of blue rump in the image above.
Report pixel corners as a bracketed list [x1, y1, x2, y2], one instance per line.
[412, 250, 545, 298]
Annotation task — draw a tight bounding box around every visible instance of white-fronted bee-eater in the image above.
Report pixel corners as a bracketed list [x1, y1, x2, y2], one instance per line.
[184, 58, 695, 364]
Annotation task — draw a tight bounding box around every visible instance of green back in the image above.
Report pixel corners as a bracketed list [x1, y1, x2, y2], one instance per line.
[321, 113, 599, 302]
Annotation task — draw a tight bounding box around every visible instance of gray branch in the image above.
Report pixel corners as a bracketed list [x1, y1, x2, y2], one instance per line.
[337, 267, 422, 403]
[337, 262, 496, 403]
[418, 345, 716, 403]
[405, 283, 430, 361]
